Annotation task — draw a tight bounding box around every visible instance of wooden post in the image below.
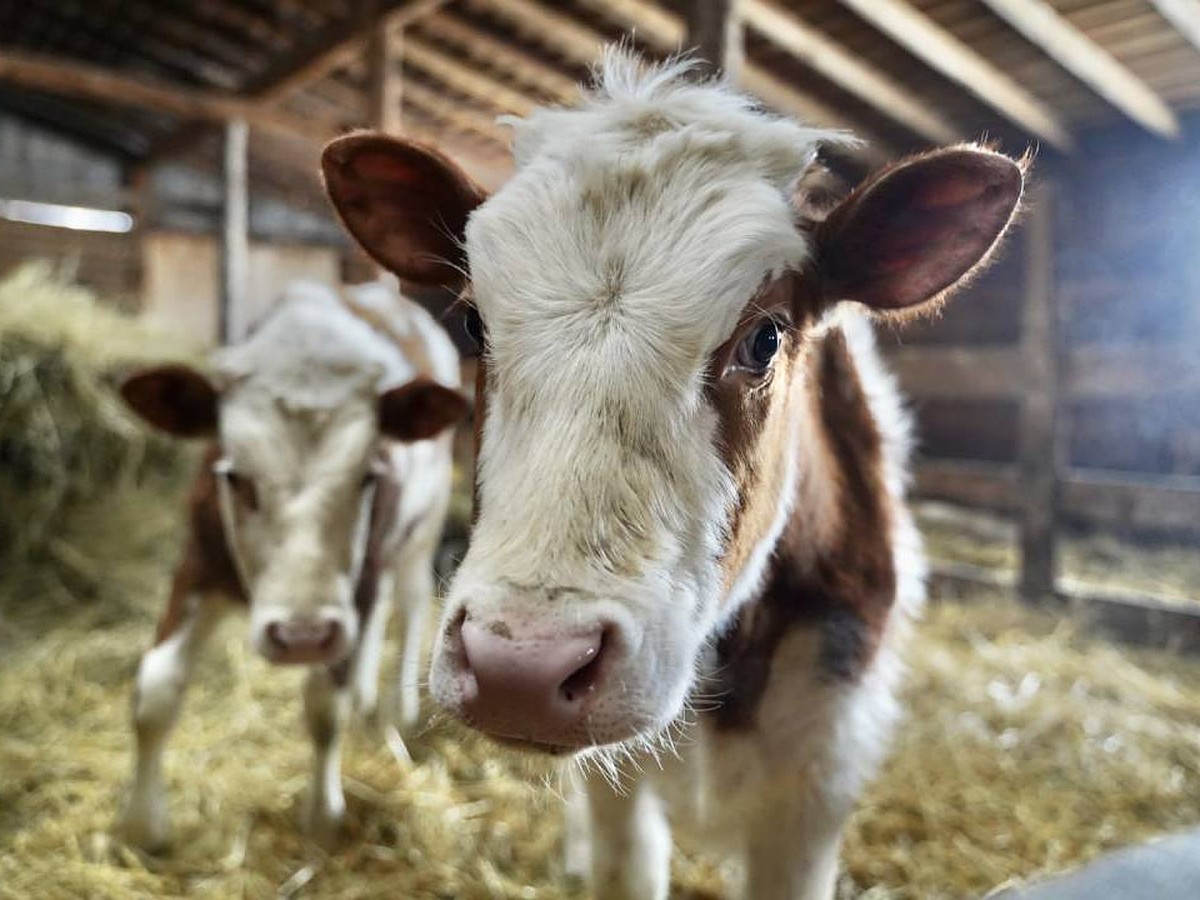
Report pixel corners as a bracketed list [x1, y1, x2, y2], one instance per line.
[220, 119, 249, 345]
[682, 0, 744, 79]
[1017, 179, 1061, 604]
[369, 20, 403, 133]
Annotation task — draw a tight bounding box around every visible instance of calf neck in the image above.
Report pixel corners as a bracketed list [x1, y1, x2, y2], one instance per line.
[324, 53, 1025, 899]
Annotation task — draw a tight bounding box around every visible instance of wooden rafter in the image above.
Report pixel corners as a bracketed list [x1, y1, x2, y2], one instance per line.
[420, 11, 580, 103]
[837, 0, 1074, 150]
[483, 0, 889, 157]
[0, 49, 323, 145]
[404, 38, 537, 115]
[742, 1, 961, 145]
[400, 79, 513, 147]
[979, 0, 1178, 138]
[1148, 0, 1200, 55]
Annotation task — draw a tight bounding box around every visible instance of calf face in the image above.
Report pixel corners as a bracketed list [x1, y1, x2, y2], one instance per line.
[121, 359, 464, 666]
[324, 62, 1024, 752]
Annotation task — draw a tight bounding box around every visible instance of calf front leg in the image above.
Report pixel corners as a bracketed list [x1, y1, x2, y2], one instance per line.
[351, 572, 394, 723]
[741, 798, 844, 900]
[304, 665, 351, 844]
[120, 593, 224, 851]
[585, 774, 672, 900]
[394, 562, 433, 732]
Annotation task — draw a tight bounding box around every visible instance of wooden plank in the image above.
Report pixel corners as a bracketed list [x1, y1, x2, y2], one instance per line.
[836, 0, 1074, 150]
[978, 0, 1179, 138]
[220, 119, 249, 345]
[0, 49, 325, 147]
[1016, 180, 1060, 603]
[1147, 0, 1200, 56]
[422, 11, 580, 103]
[368, 20, 404, 133]
[742, 1, 961, 144]
[404, 39, 537, 116]
[915, 460, 1200, 535]
[887, 345, 1020, 397]
[890, 345, 1200, 400]
[681, 0, 744, 79]
[566, 0, 891, 158]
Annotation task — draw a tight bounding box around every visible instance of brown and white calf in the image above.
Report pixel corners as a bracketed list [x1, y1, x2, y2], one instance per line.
[325, 54, 1025, 899]
[117, 280, 466, 849]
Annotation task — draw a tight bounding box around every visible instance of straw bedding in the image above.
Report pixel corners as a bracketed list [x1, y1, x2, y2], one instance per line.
[2, 271, 1199, 899]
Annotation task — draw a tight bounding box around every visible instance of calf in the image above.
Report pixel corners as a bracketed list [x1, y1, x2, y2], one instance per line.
[324, 53, 1024, 899]
[117, 280, 466, 849]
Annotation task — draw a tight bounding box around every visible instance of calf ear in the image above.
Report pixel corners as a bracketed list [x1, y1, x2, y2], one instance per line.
[119, 364, 219, 438]
[378, 377, 470, 442]
[322, 133, 487, 288]
[816, 146, 1026, 312]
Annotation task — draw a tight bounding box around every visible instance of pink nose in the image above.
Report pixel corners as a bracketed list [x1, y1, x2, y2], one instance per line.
[265, 618, 344, 665]
[457, 618, 608, 748]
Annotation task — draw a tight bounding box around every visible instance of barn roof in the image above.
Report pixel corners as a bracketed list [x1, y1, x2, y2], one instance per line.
[2, 0, 1200, 203]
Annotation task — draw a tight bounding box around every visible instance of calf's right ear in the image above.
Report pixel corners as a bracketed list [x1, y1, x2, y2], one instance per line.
[119, 364, 218, 438]
[322, 133, 488, 289]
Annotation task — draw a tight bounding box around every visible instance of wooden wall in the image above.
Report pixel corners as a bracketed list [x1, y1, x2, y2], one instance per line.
[887, 114, 1200, 535]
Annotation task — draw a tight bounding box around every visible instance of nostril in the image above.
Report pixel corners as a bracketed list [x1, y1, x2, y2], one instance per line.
[558, 629, 608, 705]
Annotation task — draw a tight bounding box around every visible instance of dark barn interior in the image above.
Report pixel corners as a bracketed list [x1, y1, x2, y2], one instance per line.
[1, 2, 1199, 898]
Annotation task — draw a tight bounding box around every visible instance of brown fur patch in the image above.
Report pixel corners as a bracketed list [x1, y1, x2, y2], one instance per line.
[709, 328, 897, 731]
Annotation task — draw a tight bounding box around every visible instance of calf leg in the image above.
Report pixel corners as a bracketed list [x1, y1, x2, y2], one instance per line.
[351, 572, 394, 722]
[121, 593, 224, 850]
[586, 774, 672, 900]
[742, 799, 844, 900]
[304, 665, 351, 844]
[393, 560, 433, 732]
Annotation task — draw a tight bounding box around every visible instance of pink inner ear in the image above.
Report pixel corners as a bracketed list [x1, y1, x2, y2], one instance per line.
[355, 152, 425, 185]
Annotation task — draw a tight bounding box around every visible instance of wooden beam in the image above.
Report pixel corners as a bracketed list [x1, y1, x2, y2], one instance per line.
[422, 11, 580, 103]
[1148, 0, 1200, 56]
[368, 20, 404, 133]
[742, 1, 960, 145]
[220, 119, 249, 345]
[463, 0, 605, 66]
[0, 49, 323, 147]
[252, 0, 447, 103]
[681, 0, 744, 79]
[1015, 181, 1060, 603]
[404, 39, 537, 116]
[978, 0, 1179, 138]
[837, 0, 1074, 151]
[569, 0, 890, 157]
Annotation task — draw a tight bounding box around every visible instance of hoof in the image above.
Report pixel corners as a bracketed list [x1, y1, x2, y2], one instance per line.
[118, 798, 171, 853]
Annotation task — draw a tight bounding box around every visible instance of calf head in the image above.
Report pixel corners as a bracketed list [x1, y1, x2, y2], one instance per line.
[324, 55, 1025, 753]
[121, 328, 465, 666]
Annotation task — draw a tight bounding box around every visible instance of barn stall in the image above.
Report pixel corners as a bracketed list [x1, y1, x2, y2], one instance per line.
[1, 1, 1199, 898]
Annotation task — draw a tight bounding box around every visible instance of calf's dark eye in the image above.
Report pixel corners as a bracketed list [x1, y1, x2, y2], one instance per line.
[464, 306, 485, 347]
[735, 319, 781, 372]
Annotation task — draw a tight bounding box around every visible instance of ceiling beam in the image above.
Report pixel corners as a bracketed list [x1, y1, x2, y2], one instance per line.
[420, 11, 580, 103]
[0, 49, 325, 146]
[837, 0, 1074, 151]
[403, 39, 538, 115]
[978, 0, 1179, 138]
[742, 1, 961, 145]
[1148, 0, 1200, 56]
[682, 0, 744, 79]
[502, 0, 889, 158]
[401, 79, 513, 147]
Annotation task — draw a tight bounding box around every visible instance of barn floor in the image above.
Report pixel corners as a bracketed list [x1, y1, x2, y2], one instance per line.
[3, 489, 1200, 899]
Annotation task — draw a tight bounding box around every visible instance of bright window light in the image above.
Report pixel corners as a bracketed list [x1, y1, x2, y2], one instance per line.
[0, 198, 134, 234]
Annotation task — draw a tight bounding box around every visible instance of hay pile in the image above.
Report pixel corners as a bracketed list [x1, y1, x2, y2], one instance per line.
[0, 262, 200, 617]
[3, 573, 1199, 897]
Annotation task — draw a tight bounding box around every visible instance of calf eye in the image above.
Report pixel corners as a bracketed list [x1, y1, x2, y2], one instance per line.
[735, 319, 781, 373]
[464, 306, 486, 348]
[223, 471, 259, 511]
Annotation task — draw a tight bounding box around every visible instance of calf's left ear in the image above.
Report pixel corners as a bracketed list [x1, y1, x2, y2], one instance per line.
[119, 364, 219, 438]
[816, 146, 1026, 312]
[378, 377, 470, 442]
